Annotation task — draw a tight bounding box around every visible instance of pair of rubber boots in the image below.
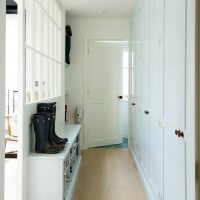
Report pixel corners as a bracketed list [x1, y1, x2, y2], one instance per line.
[32, 102, 68, 154]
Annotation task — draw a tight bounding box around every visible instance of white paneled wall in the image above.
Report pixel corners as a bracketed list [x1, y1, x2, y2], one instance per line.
[130, 0, 190, 200]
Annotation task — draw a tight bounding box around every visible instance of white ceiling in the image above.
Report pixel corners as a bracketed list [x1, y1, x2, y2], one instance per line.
[60, 0, 134, 18]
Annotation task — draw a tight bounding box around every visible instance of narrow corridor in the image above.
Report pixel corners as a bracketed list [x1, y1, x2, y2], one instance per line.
[72, 149, 147, 200]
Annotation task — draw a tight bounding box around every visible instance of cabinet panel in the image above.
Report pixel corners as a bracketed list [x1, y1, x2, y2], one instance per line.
[149, 116, 163, 196]
[164, 125, 186, 200]
[164, 0, 186, 128]
[140, 111, 150, 175]
[131, 0, 187, 199]
[134, 106, 141, 157]
[164, 0, 186, 199]
[140, 0, 150, 110]
[149, 0, 164, 196]
[149, 0, 164, 116]
[134, 42, 142, 104]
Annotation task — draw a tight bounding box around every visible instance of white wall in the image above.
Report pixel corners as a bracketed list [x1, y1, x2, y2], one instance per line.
[0, 1, 5, 200]
[65, 18, 130, 147]
[6, 15, 18, 91]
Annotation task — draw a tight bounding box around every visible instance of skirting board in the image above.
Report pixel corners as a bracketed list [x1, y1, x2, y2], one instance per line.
[66, 156, 82, 200]
[129, 146, 158, 200]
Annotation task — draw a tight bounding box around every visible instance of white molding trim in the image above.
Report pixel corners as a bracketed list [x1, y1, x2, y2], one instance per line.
[0, 1, 5, 200]
[18, 0, 26, 200]
[185, 0, 197, 200]
[129, 146, 158, 200]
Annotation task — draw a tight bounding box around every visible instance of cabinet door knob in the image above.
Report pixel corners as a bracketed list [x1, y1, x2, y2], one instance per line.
[132, 103, 135, 106]
[175, 130, 180, 135]
[175, 130, 184, 138]
[144, 111, 149, 115]
[118, 96, 123, 99]
[178, 131, 184, 138]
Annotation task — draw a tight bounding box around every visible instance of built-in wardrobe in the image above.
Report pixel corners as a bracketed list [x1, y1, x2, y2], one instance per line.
[130, 0, 188, 200]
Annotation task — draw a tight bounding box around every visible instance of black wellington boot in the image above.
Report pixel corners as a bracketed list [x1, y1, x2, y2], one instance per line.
[49, 113, 65, 150]
[37, 102, 68, 144]
[32, 114, 60, 154]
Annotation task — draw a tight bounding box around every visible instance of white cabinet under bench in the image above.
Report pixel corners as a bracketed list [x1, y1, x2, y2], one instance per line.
[27, 125, 81, 200]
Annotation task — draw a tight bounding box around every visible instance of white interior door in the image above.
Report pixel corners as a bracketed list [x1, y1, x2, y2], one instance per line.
[0, 1, 5, 200]
[164, 0, 186, 199]
[86, 41, 123, 148]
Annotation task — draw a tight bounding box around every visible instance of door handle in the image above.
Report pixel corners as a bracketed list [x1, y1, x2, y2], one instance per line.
[178, 131, 184, 138]
[175, 130, 180, 135]
[118, 96, 123, 99]
[144, 110, 149, 115]
[175, 130, 184, 138]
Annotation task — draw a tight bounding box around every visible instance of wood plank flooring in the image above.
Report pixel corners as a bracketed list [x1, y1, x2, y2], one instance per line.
[72, 148, 147, 200]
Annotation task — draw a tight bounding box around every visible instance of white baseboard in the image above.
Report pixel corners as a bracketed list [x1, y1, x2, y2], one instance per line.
[129, 146, 158, 200]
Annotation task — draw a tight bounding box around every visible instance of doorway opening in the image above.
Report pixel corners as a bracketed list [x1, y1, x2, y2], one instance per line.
[84, 39, 129, 149]
[4, 1, 19, 200]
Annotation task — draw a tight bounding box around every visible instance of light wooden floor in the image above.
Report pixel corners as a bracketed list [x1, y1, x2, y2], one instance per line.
[72, 148, 147, 200]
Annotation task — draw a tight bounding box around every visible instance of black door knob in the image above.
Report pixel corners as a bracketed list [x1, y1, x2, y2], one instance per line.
[175, 130, 180, 135]
[132, 103, 135, 106]
[118, 96, 123, 99]
[175, 130, 184, 138]
[178, 131, 184, 138]
[144, 111, 149, 115]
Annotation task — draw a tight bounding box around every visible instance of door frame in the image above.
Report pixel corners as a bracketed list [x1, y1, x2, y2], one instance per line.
[186, 0, 197, 199]
[195, 3, 200, 200]
[0, 1, 25, 199]
[0, 1, 6, 199]
[17, 0, 26, 199]
[83, 36, 130, 149]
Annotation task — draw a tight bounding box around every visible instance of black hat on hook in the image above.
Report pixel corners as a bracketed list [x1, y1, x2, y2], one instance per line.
[6, 0, 17, 14]
[65, 25, 72, 65]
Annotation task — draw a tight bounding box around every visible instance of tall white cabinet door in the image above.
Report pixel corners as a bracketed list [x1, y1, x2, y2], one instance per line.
[164, 0, 186, 199]
[140, 111, 150, 175]
[140, 0, 150, 176]
[134, 38, 142, 105]
[149, 0, 164, 116]
[140, 0, 150, 110]
[134, 106, 141, 157]
[149, 0, 164, 197]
